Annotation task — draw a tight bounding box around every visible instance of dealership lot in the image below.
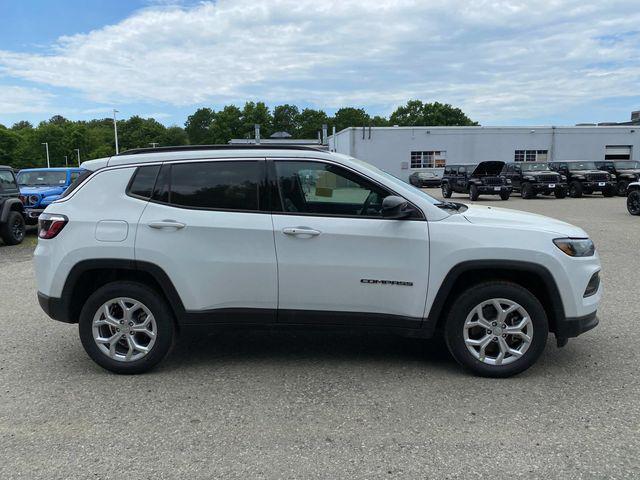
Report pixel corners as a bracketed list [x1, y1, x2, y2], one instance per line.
[0, 195, 638, 479]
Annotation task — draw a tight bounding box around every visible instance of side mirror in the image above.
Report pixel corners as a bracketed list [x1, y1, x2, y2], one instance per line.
[382, 195, 412, 219]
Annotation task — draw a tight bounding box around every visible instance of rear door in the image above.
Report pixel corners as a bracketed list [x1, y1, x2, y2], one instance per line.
[135, 159, 278, 321]
[270, 159, 430, 327]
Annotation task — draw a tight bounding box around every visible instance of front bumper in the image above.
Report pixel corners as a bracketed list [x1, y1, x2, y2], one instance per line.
[25, 208, 44, 220]
[555, 311, 599, 346]
[530, 182, 567, 193]
[582, 181, 615, 191]
[477, 185, 512, 194]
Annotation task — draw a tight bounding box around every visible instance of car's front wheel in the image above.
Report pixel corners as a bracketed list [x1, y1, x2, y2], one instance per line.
[0, 211, 25, 245]
[441, 183, 452, 198]
[554, 187, 567, 199]
[469, 184, 479, 201]
[617, 181, 629, 196]
[569, 181, 583, 198]
[79, 282, 175, 374]
[444, 282, 548, 377]
[628, 190, 640, 215]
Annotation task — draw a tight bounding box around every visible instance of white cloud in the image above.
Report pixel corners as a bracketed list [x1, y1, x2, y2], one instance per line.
[0, 0, 639, 122]
[0, 85, 55, 113]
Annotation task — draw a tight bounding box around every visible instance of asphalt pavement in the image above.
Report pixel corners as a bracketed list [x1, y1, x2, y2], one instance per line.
[0, 195, 638, 479]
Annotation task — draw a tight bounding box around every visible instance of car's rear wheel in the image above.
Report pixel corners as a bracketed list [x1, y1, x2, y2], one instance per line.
[444, 282, 548, 377]
[569, 181, 583, 198]
[442, 183, 452, 198]
[79, 282, 175, 374]
[0, 211, 26, 245]
[469, 185, 479, 201]
[628, 190, 640, 215]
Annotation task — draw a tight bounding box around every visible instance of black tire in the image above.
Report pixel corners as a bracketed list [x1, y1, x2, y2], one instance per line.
[0, 211, 26, 245]
[469, 184, 479, 201]
[554, 187, 567, 199]
[444, 282, 548, 378]
[617, 181, 629, 197]
[78, 281, 175, 374]
[602, 186, 616, 198]
[441, 183, 452, 198]
[499, 190, 510, 200]
[628, 190, 640, 215]
[569, 181, 583, 198]
[521, 183, 534, 199]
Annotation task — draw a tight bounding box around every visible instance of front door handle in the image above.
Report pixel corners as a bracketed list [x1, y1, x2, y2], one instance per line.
[148, 220, 186, 230]
[282, 227, 321, 237]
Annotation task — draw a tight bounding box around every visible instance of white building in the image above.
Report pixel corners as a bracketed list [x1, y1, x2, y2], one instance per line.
[327, 125, 640, 181]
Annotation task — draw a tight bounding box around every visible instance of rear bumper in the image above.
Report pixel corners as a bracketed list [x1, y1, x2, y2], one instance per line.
[37, 292, 74, 324]
[555, 311, 598, 339]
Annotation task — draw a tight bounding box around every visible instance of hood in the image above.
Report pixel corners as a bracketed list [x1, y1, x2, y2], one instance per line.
[570, 169, 606, 175]
[525, 170, 557, 176]
[471, 161, 505, 176]
[462, 204, 587, 237]
[19, 185, 65, 196]
[616, 168, 640, 176]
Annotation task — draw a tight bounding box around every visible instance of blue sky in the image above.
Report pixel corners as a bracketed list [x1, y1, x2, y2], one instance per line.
[0, 0, 639, 128]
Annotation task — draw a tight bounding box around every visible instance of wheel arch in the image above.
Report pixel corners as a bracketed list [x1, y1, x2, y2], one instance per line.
[427, 260, 565, 334]
[1, 198, 24, 222]
[58, 259, 185, 325]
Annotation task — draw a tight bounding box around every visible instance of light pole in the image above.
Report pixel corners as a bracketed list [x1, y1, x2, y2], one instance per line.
[41, 142, 50, 168]
[64, 155, 68, 167]
[75, 149, 81, 166]
[113, 109, 120, 154]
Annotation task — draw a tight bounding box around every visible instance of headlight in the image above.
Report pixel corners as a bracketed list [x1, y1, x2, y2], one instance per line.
[523, 175, 535, 181]
[553, 238, 595, 257]
[506, 179, 512, 184]
[610, 174, 616, 180]
[574, 175, 585, 180]
[561, 175, 567, 181]
[28, 194, 40, 205]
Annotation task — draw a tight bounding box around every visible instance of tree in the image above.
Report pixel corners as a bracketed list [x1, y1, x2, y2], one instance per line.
[184, 107, 215, 145]
[241, 102, 272, 138]
[389, 100, 477, 126]
[11, 120, 33, 131]
[210, 105, 243, 144]
[272, 104, 300, 136]
[332, 107, 371, 132]
[162, 126, 188, 147]
[297, 108, 329, 139]
[0, 128, 20, 166]
[118, 116, 166, 151]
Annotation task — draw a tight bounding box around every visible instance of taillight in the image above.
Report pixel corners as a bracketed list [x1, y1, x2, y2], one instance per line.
[38, 213, 68, 239]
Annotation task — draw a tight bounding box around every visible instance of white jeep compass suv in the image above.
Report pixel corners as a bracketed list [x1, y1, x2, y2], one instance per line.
[35, 146, 601, 377]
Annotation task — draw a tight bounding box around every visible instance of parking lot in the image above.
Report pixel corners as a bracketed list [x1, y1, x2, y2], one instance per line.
[0, 194, 638, 479]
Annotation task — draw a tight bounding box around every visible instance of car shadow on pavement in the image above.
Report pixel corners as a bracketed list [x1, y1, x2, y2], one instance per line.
[161, 329, 458, 372]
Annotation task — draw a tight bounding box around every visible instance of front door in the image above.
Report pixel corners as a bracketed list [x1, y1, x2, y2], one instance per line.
[270, 159, 430, 327]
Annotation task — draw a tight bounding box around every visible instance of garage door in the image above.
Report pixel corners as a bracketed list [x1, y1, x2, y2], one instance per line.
[605, 145, 632, 160]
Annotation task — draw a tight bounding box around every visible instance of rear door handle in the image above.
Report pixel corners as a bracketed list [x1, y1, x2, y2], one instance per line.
[282, 227, 321, 236]
[148, 220, 186, 230]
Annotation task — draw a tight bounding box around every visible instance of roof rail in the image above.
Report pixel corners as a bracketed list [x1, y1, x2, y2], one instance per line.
[117, 144, 326, 156]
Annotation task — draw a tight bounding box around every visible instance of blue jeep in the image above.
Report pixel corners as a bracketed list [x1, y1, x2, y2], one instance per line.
[17, 168, 85, 224]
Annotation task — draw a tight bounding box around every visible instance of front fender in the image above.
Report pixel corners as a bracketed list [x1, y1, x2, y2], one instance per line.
[0, 198, 24, 222]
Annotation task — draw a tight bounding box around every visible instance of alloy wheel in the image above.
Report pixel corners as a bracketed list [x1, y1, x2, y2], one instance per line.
[92, 297, 157, 362]
[463, 298, 533, 366]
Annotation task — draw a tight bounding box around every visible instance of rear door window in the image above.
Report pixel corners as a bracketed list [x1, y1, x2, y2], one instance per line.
[165, 161, 262, 211]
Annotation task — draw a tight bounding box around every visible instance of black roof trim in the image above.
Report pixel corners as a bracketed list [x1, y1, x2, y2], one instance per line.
[117, 144, 326, 156]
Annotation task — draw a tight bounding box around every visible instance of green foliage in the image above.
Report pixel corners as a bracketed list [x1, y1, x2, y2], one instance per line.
[0, 99, 477, 168]
[389, 100, 478, 127]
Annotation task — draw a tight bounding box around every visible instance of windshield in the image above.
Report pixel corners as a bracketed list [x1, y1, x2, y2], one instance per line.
[520, 162, 549, 171]
[348, 156, 441, 205]
[18, 170, 67, 186]
[568, 162, 597, 171]
[615, 161, 640, 169]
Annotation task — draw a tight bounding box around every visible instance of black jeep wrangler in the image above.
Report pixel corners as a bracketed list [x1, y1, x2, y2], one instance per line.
[595, 160, 640, 196]
[549, 161, 616, 198]
[503, 162, 567, 199]
[0, 165, 26, 245]
[441, 161, 512, 201]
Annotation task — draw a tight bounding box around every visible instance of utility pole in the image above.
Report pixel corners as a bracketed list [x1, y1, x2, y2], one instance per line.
[41, 142, 50, 168]
[75, 149, 81, 166]
[113, 109, 120, 154]
[64, 155, 68, 167]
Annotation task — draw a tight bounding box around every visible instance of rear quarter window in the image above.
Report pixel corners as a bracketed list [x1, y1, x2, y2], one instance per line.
[127, 165, 161, 199]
